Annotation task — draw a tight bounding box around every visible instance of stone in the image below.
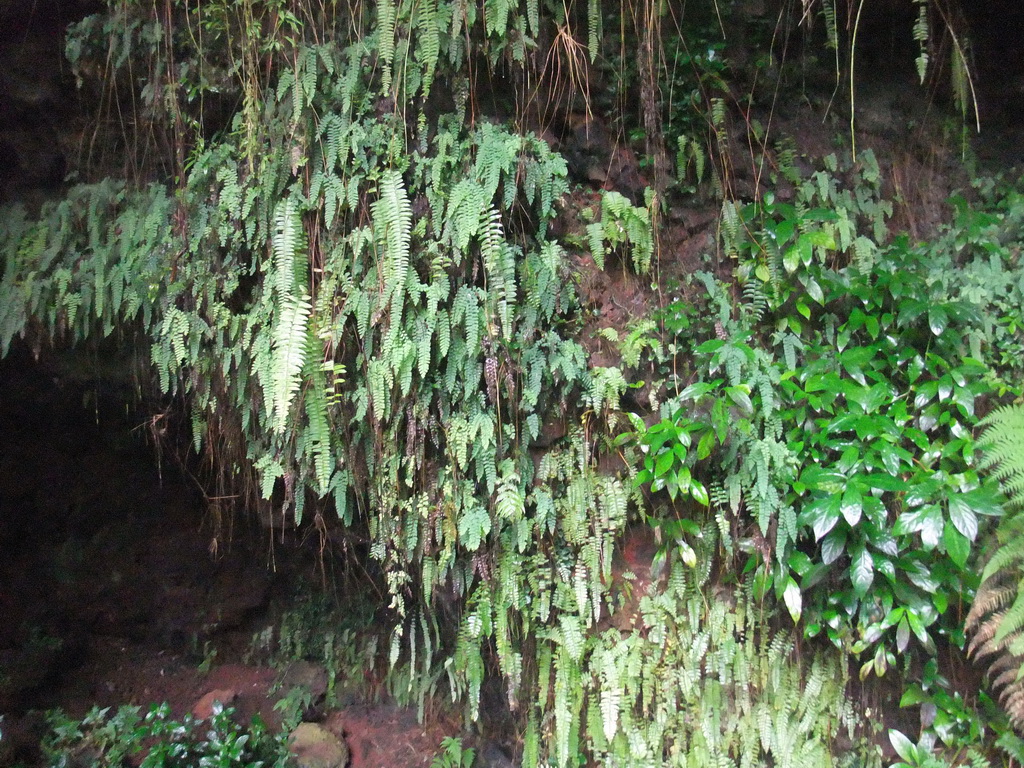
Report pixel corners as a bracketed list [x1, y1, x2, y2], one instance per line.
[191, 688, 237, 720]
[288, 722, 349, 768]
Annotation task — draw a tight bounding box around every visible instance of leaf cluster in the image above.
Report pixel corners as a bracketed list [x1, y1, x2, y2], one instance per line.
[42, 703, 289, 768]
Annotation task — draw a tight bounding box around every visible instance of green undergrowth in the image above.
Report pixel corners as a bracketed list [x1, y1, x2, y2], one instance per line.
[619, 163, 1024, 763]
[40, 703, 289, 768]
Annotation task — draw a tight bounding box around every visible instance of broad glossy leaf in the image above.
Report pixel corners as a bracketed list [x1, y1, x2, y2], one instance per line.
[881, 607, 906, 630]
[896, 615, 910, 653]
[803, 495, 842, 541]
[865, 315, 879, 339]
[677, 466, 692, 488]
[679, 381, 720, 401]
[873, 553, 897, 582]
[870, 529, 899, 557]
[821, 528, 847, 565]
[863, 473, 909, 492]
[839, 345, 876, 368]
[696, 429, 715, 460]
[889, 731, 918, 764]
[783, 244, 800, 273]
[938, 376, 953, 401]
[928, 305, 948, 336]
[690, 479, 709, 507]
[942, 522, 970, 569]
[654, 450, 675, 478]
[960, 485, 1002, 518]
[899, 684, 927, 707]
[841, 486, 863, 526]
[725, 385, 753, 414]
[894, 504, 937, 536]
[920, 507, 943, 549]
[904, 564, 939, 593]
[680, 541, 697, 568]
[878, 444, 911, 476]
[873, 645, 888, 677]
[695, 339, 725, 354]
[775, 218, 796, 243]
[788, 551, 814, 576]
[851, 546, 874, 597]
[905, 478, 943, 507]
[906, 609, 932, 645]
[672, 442, 688, 464]
[914, 381, 939, 410]
[783, 577, 802, 623]
[948, 496, 979, 541]
[805, 276, 824, 304]
[799, 467, 847, 493]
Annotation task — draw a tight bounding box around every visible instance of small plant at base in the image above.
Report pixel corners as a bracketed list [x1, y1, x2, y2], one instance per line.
[430, 736, 474, 768]
[42, 702, 290, 768]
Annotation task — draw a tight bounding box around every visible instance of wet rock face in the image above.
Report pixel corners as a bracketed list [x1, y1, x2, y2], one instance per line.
[0, 347, 274, 718]
[0, 0, 99, 204]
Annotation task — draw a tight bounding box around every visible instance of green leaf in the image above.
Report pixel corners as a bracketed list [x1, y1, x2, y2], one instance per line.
[863, 473, 909, 492]
[841, 485, 863, 527]
[696, 429, 715, 460]
[889, 730, 918, 764]
[805, 276, 824, 304]
[680, 541, 697, 568]
[958, 486, 1002, 519]
[783, 245, 800, 273]
[942, 521, 970, 569]
[788, 551, 814, 576]
[783, 577, 802, 623]
[654, 450, 675, 478]
[821, 528, 847, 565]
[725, 385, 753, 414]
[894, 504, 943, 549]
[803, 495, 841, 541]
[690, 480, 709, 507]
[695, 339, 725, 354]
[851, 546, 874, 598]
[906, 609, 933, 649]
[896, 616, 910, 653]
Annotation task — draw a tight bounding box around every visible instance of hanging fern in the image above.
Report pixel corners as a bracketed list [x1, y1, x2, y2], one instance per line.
[374, 169, 414, 360]
[377, 0, 398, 92]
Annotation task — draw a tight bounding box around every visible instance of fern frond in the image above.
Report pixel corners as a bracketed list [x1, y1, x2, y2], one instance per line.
[377, 0, 397, 92]
[415, 0, 440, 100]
[968, 402, 1024, 728]
[374, 170, 413, 358]
[587, 0, 600, 63]
[273, 197, 305, 299]
[271, 293, 312, 432]
[979, 404, 1024, 508]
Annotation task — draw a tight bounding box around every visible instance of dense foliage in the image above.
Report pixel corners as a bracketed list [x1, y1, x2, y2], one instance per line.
[2, 1, 1024, 766]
